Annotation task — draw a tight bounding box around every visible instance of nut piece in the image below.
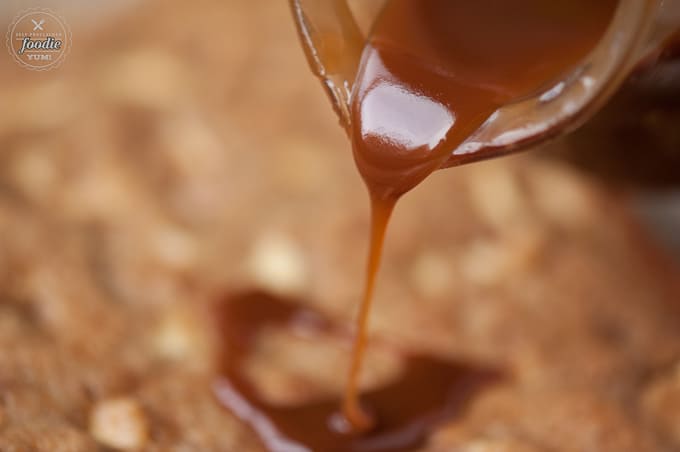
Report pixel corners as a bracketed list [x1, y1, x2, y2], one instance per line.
[458, 438, 542, 452]
[89, 397, 148, 451]
[152, 305, 209, 369]
[248, 232, 308, 294]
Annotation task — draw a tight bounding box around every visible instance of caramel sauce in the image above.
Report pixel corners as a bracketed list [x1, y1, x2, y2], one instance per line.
[346, 0, 617, 429]
[342, 194, 394, 430]
[215, 291, 500, 452]
[351, 0, 618, 199]
[216, 1, 618, 450]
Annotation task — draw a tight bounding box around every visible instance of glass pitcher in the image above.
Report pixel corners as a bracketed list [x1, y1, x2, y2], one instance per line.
[289, 0, 680, 182]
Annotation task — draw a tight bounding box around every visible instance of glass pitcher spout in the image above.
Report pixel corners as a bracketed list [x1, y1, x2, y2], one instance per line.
[289, 0, 364, 130]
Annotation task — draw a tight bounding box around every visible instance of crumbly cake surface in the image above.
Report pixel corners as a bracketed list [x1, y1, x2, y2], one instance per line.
[1, 1, 680, 451]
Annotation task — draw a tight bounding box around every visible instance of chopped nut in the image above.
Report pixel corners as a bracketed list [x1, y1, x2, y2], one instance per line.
[432, 423, 543, 452]
[89, 397, 148, 451]
[458, 438, 542, 452]
[248, 232, 308, 294]
[153, 316, 194, 360]
[152, 306, 207, 367]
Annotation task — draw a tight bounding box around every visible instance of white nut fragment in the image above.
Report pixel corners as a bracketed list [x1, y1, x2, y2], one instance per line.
[248, 232, 308, 294]
[458, 438, 541, 452]
[154, 315, 195, 360]
[432, 427, 542, 452]
[89, 397, 148, 451]
[152, 306, 209, 369]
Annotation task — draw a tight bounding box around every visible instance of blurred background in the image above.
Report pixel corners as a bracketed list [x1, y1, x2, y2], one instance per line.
[1, 1, 680, 451]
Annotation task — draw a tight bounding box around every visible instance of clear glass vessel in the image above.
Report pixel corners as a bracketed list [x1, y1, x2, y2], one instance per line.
[290, 0, 680, 174]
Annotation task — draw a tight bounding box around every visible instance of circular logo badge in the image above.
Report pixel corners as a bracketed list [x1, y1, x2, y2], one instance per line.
[6, 8, 71, 71]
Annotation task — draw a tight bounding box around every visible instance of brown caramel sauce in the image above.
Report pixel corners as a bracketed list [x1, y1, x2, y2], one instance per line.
[351, 0, 619, 199]
[214, 291, 500, 452]
[346, 0, 616, 429]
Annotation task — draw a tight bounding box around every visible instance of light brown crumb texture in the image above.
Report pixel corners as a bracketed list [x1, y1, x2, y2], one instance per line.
[1, 1, 680, 451]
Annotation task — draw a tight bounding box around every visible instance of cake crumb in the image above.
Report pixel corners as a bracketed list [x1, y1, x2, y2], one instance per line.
[89, 397, 149, 451]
